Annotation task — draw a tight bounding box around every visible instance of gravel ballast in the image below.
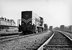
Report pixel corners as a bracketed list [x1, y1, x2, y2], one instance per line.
[0, 31, 53, 50]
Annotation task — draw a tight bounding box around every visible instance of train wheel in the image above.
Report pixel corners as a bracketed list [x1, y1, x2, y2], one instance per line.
[29, 31, 33, 34]
[40, 28, 42, 32]
[41, 28, 43, 32]
[23, 31, 28, 35]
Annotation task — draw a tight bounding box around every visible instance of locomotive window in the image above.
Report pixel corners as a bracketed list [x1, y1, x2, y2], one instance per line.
[25, 15, 28, 17]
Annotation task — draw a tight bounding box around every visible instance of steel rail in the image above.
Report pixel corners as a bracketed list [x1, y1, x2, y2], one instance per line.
[37, 31, 54, 50]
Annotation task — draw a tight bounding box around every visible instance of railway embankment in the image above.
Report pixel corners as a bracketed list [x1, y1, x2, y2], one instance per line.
[0, 30, 53, 50]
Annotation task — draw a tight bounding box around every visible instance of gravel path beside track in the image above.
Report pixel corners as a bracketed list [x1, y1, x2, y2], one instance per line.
[0, 31, 53, 50]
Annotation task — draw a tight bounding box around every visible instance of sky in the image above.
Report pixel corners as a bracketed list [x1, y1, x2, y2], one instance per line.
[0, 0, 72, 27]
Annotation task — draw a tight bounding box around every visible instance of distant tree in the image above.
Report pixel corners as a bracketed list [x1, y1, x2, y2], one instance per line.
[66, 25, 72, 32]
[54, 27, 59, 30]
[49, 26, 53, 30]
[60, 25, 65, 31]
[0, 17, 4, 20]
[44, 24, 48, 30]
[10, 19, 15, 24]
[4, 18, 6, 21]
[40, 17, 43, 26]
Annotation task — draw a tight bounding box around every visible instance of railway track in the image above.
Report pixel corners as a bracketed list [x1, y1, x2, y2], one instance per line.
[0, 31, 47, 43]
[0, 34, 22, 43]
[56, 30, 72, 41]
[38, 31, 72, 50]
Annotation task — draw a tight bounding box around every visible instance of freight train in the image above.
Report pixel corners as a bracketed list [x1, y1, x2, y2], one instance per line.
[18, 11, 44, 34]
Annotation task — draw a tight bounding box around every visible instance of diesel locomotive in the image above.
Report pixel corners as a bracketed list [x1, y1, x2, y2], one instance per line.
[18, 11, 44, 34]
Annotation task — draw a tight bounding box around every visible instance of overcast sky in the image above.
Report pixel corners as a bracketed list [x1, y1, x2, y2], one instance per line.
[0, 0, 72, 27]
